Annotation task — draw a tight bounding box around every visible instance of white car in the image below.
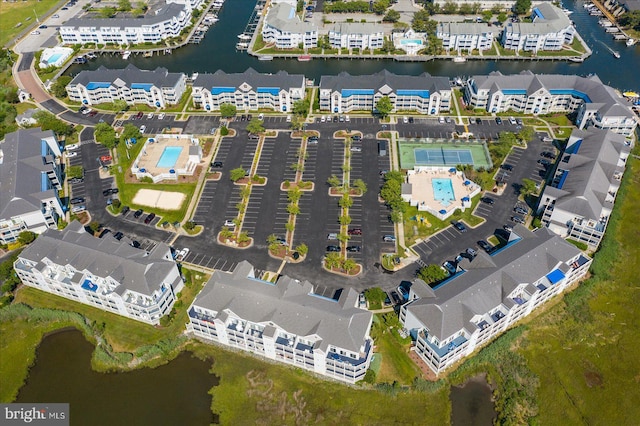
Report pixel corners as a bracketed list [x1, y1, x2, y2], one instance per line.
[139, 125, 146, 133]
[147, 112, 154, 119]
[158, 113, 165, 120]
[53, 14, 60, 18]
[81, 108, 91, 115]
[66, 152, 78, 158]
[224, 220, 236, 227]
[176, 248, 190, 261]
[71, 205, 86, 213]
[31, 31, 40, 35]
[286, 115, 292, 123]
[66, 143, 80, 150]
[439, 117, 445, 123]
[403, 116, 408, 124]
[345, 115, 350, 122]
[320, 115, 326, 122]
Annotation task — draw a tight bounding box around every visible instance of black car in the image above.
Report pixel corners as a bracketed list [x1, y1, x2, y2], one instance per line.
[478, 240, 493, 252]
[541, 151, 555, 159]
[452, 221, 467, 232]
[144, 213, 156, 224]
[240, 115, 246, 121]
[120, 206, 130, 215]
[408, 117, 414, 123]
[133, 209, 144, 218]
[480, 196, 495, 205]
[211, 161, 223, 168]
[511, 215, 525, 224]
[98, 229, 111, 238]
[390, 290, 402, 305]
[130, 241, 141, 248]
[102, 188, 113, 196]
[514, 206, 528, 215]
[326, 245, 340, 252]
[501, 164, 513, 171]
[495, 117, 503, 125]
[113, 231, 124, 240]
[333, 116, 339, 122]
[70, 197, 85, 204]
[351, 134, 361, 141]
[538, 159, 551, 166]
[111, 188, 119, 194]
[247, 114, 252, 121]
[346, 245, 361, 252]
[475, 118, 482, 124]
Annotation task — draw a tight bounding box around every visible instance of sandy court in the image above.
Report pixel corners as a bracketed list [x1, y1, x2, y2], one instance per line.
[132, 189, 185, 210]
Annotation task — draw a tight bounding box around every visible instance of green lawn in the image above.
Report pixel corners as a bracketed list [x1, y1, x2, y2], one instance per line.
[372, 316, 422, 384]
[0, 0, 61, 47]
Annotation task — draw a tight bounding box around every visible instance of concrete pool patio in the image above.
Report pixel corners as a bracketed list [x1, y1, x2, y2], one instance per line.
[131, 134, 202, 183]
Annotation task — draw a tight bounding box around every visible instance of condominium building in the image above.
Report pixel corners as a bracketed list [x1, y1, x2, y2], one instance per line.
[262, 3, 318, 49]
[59, 1, 197, 45]
[14, 221, 184, 325]
[436, 22, 495, 52]
[66, 65, 187, 108]
[187, 261, 374, 384]
[328, 23, 385, 50]
[319, 71, 451, 114]
[539, 129, 630, 248]
[501, 3, 575, 51]
[464, 71, 638, 135]
[0, 128, 64, 244]
[191, 68, 305, 112]
[400, 226, 591, 375]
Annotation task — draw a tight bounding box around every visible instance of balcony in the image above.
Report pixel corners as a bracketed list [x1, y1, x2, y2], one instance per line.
[188, 307, 216, 324]
[326, 339, 371, 367]
[420, 332, 468, 358]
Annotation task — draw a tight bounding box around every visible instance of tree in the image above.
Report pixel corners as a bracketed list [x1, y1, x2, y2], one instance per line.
[417, 264, 448, 284]
[290, 114, 304, 131]
[295, 243, 308, 256]
[324, 252, 341, 269]
[237, 231, 250, 244]
[118, 0, 132, 11]
[424, 34, 443, 55]
[412, 10, 437, 32]
[287, 187, 302, 203]
[230, 167, 246, 182]
[482, 10, 493, 22]
[99, 7, 116, 17]
[459, 3, 472, 14]
[381, 38, 396, 53]
[292, 98, 310, 116]
[383, 9, 400, 22]
[372, 0, 390, 15]
[219, 103, 237, 118]
[246, 118, 265, 135]
[442, 1, 458, 14]
[220, 226, 234, 239]
[17, 231, 36, 245]
[327, 174, 341, 188]
[353, 178, 367, 194]
[513, 0, 531, 15]
[343, 258, 357, 274]
[375, 96, 393, 118]
[95, 122, 118, 148]
[67, 165, 84, 179]
[497, 12, 508, 24]
[287, 203, 300, 215]
[339, 215, 352, 225]
[517, 126, 534, 142]
[51, 76, 72, 98]
[34, 111, 72, 136]
[339, 194, 353, 208]
[364, 287, 387, 308]
[119, 123, 140, 145]
[521, 178, 537, 195]
[88, 221, 101, 233]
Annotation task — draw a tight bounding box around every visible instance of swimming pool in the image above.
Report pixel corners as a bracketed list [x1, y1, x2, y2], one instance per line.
[432, 178, 455, 207]
[47, 53, 63, 64]
[157, 146, 183, 168]
[400, 39, 423, 45]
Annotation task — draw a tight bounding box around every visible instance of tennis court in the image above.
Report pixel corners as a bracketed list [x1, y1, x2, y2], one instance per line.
[399, 139, 492, 170]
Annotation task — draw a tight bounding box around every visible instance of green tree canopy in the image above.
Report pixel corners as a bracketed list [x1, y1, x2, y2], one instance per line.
[118, 0, 132, 11]
[51, 76, 72, 99]
[442, 1, 458, 14]
[417, 264, 448, 283]
[372, 0, 390, 15]
[95, 122, 118, 148]
[34, 111, 72, 136]
[219, 103, 237, 118]
[119, 123, 140, 146]
[482, 10, 493, 22]
[230, 167, 247, 182]
[17, 231, 36, 245]
[513, 0, 531, 15]
[383, 9, 400, 22]
[375, 96, 393, 117]
[295, 243, 308, 256]
[292, 98, 310, 116]
[412, 10, 438, 32]
[246, 118, 265, 135]
[497, 12, 508, 23]
[98, 7, 116, 17]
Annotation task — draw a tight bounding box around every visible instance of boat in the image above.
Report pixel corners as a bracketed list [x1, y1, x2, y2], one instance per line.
[122, 50, 131, 60]
[236, 43, 248, 50]
[613, 51, 620, 58]
[238, 34, 251, 40]
[627, 38, 636, 46]
[298, 55, 311, 62]
[452, 56, 466, 63]
[606, 27, 619, 33]
[258, 55, 273, 61]
[568, 56, 584, 63]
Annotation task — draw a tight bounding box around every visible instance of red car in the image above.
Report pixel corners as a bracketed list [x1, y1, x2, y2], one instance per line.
[347, 228, 362, 235]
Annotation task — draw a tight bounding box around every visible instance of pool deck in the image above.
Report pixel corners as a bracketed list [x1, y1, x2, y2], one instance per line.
[134, 135, 193, 176]
[405, 168, 479, 217]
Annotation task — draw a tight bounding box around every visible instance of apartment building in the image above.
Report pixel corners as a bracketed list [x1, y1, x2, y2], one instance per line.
[0, 128, 64, 244]
[187, 261, 373, 384]
[191, 68, 305, 112]
[436, 22, 495, 52]
[502, 3, 575, 51]
[319, 71, 451, 114]
[400, 226, 591, 375]
[66, 65, 187, 108]
[59, 1, 197, 45]
[464, 71, 637, 135]
[539, 129, 630, 248]
[431, 0, 515, 10]
[262, 3, 318, 49]
[14, 221, 184, 325]
[328, 23, 385, 50]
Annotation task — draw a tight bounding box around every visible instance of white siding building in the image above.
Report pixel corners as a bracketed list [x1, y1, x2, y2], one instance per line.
[261, 3, 318, 49]
[501, 3, 576, 51]
[464, 71, 638, 136]
[319, 71, 451, 114]
[66, 65, 187, 108]
[539, 129, 630, 248]
[432, 0, 515, 9]
[187, 261, 374, 384]
[0, 129, 64, 244]
[328, 23, 385, 50]
[437, 22, 495, 52]
[14, 221, 184, 325]
[59, 1, 196, 45]
[191, 68, 305, 112]
[400, 226, 592, 375]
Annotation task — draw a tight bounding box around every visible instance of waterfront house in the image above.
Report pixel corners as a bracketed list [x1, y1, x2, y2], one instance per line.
[66, 65, 187, 108]
[191, 68, 305, 112]
[400, 226, 591, 375]
[328, 23, 385, 50]
[464, 71, 637, 136]
[261, 3, 318, 49]
[187, 261, 374, 384]
[0, 128, 64, 244]
[501, 2, 575, 52]
[14, 221, 184, 325]
[436, 22, 495, 52]
[539, 129, 630, 248]
[319, 70, 451, 114]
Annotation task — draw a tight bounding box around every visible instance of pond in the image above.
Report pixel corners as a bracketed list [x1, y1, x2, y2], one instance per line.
[16, 329, 218, 425]
[450, 375, 497, 426]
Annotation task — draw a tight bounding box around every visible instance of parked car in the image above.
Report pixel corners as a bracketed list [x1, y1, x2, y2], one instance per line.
[113, 231, 124, 240]
[358, 292, 367, 309]
[102, 188, 113, 196]
[147, 113, 154, 119]
[495, 117, 503, 125]
[258, 113, 264, 120]
[390, 290, 402, 305]
[144, 212, 156, 224]
[136, 112, 144, 119]
[478, 240, 493, 252]
[139, 125, 146, 133]
[501, 164, 513, 171]
[480, 196, 495, 205]
[346, 245, 361, 252]
[224, 219, 236, 227]
[133, 209, 144, 219]
[351, 134, 362, 141]
[466, 247, 478, 257]
[350, 146, 362, 152]
[347, 228, 362, 235]
[211, 161, 223, 168]
[383, 235, 396, 243]
[503, 224, 513, 233]
[333, 116, 338, 122]
[475, 117, 482, 124]
[511, 215, 525, 224]
[538, 159, 551, 166]
[158, 113, 165, 120]
[130, 240, 141, 248]
[176, 248, 190, 261]
[30, 30, 40, 35]
[66, 152, 77, 158]
[452, 221, 467, 232]
[514, 206, 528, 215]
[326, 245, 340, 252]
[66, 143, 80, 151]
[307, 136, 318, 144]
[442, 261, 457, 275]
[69, 177, 83, 184]
[120, 206, 130, 215]
[508, 117, 517, 125]
[397, 285, 409, 301]
[327, 233, 338, 240]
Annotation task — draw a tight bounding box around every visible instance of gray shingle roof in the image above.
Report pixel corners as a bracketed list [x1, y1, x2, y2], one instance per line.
[0, 128, 59, 220]
[69, 64, 183, 89]
[437, 22, 495, 36]
[264, 3, 316, 33]
[63, 3, 186, 29]
[404, 226, 581, 340]
[193, 261, 372, 353]
[320, 70, 450, 93]
[506, 2, 572, 35]
[19, 221, 179, 296]
[193, 68, 305, 91]
[330, 22, 383, 35]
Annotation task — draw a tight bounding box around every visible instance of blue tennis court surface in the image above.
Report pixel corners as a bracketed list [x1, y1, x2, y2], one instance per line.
[414, 148, 474, 166]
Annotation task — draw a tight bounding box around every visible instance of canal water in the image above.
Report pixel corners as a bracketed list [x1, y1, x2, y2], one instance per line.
[450, 376, 497, 426]
[15, 329, 218, 425]
[67, 0, 640, 89]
